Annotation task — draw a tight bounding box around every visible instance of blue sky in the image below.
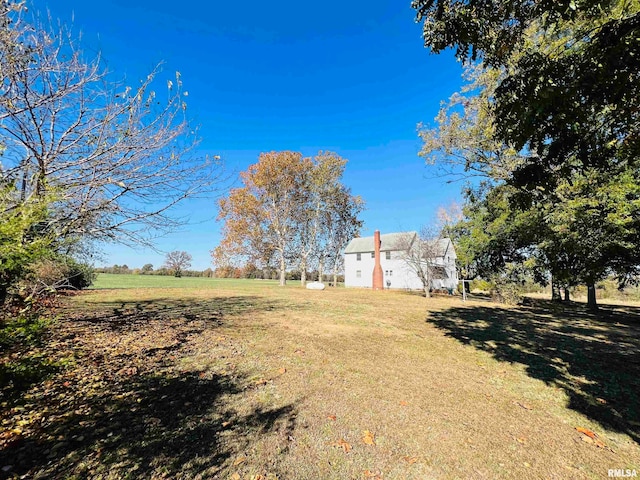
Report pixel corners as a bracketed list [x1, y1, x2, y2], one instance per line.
[38, 0, 465, 270]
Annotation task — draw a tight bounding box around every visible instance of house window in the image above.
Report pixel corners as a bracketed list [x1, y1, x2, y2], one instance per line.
[385, 270, 388, 276]
[371, 252, 375, 258]
[356, 253, 361, 261]
[385, 251, 391, 260]
[389, 270, 393, 276]
[356, 270, 361, 278]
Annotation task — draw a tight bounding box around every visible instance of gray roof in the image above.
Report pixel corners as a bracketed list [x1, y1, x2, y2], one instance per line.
[344, 232, 454, 257]
[344, 231, 417, 254]
[430, 238, 452, 257]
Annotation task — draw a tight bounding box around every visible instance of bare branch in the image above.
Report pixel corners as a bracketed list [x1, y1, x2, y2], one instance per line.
[0, 6, 225, 247]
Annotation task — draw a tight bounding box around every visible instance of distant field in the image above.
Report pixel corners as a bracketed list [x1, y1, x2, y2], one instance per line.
[91, 273, 281, 290]
[4, 278, 639, 478]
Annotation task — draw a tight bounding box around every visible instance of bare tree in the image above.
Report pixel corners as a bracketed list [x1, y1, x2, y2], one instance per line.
[295, 151, 349, 285]
[395, 227, 442, 298]
[0, 5, 223, 247]
[319, 186, 364, 286]
[436, 201, 463, 237]
[163, 251, 192, 277]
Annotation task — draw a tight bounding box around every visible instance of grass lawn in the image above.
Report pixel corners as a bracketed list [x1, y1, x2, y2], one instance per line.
[90, 273, 281, 290]
[2, 276, 639, 479]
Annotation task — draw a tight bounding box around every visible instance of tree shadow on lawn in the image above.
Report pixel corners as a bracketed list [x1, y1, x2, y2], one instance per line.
[426, 300, 640, 444]
[1, 294, 299, 478]
[1, 370, 298, 478]
[67, 295, 286, 332]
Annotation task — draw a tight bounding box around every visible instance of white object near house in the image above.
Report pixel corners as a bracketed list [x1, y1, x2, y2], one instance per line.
[306, 281, 326, 290]
[343, 231, 458, 291]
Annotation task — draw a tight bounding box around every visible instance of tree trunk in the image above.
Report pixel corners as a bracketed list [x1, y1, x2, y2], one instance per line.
[333, 262, 339, 287]
[587, 282, 598, 311]
[423, 274, 431, 298]
[0, 285, 7, 306]
[563, 287, 570, 302]
[551, 278, 562, 302]
[318, 259, 323, 282]
[300, 258, 307, 286]
[279, 255, 286, 286]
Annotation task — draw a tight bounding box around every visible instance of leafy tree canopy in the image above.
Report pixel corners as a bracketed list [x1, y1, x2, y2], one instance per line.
[413, 0, 640, 187]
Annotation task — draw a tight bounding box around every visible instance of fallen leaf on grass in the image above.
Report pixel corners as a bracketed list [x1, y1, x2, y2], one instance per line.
[514, 401, 532, 410]
[575, 427, 609, 449]
[277, 367, 286, 375]
[399, 401, 409, 407]
[230, 474, 241, 480]
[294, 349, 305, 355]
[403, 456, 418, 464]
[362, 430, 376, 445]
[363, 470, 382, 479]
[233, 456, 247, 467]
[253, 378, 268, 387]
[222, 421, 232, 428]
[575, 427, 597, 440]
[333, 439, 352, 453]
[327, 415, 337, 421]
[516, 437, 527, 444]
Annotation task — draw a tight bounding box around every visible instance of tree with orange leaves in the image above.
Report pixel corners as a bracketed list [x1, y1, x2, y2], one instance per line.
[213, 151, 309, 286]
[212, 151, 363, 286]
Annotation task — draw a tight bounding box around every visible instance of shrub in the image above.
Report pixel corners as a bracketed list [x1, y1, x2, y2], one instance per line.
[21, 256, 95, 297]
[470, 278, 492, 292]
[491, 280, 523, 305]
[64, 258, 96, 289]
[489, 264, 527, 305]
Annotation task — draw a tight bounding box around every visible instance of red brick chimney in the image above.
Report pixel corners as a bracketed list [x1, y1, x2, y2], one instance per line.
[372, 230, 383, 290]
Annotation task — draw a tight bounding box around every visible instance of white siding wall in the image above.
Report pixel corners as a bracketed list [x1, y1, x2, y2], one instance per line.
[344, 252, 375, 288]
[345, 241, 459, 291]
[430, 244, 458, 290]
[345, 250, 424, 289]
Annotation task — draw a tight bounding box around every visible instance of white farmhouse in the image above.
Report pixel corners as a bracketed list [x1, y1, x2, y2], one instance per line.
[343, 231, 458, 291]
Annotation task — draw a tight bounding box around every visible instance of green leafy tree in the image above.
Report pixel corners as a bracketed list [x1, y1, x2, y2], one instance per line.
[412, 0, 640, 188]
[418, 65, 523, 183]
[0, 187, 56, 303]
[420, 63, 640, 309]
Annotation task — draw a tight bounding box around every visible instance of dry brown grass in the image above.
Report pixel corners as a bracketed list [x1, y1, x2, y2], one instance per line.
[2, 282, 639, 479]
